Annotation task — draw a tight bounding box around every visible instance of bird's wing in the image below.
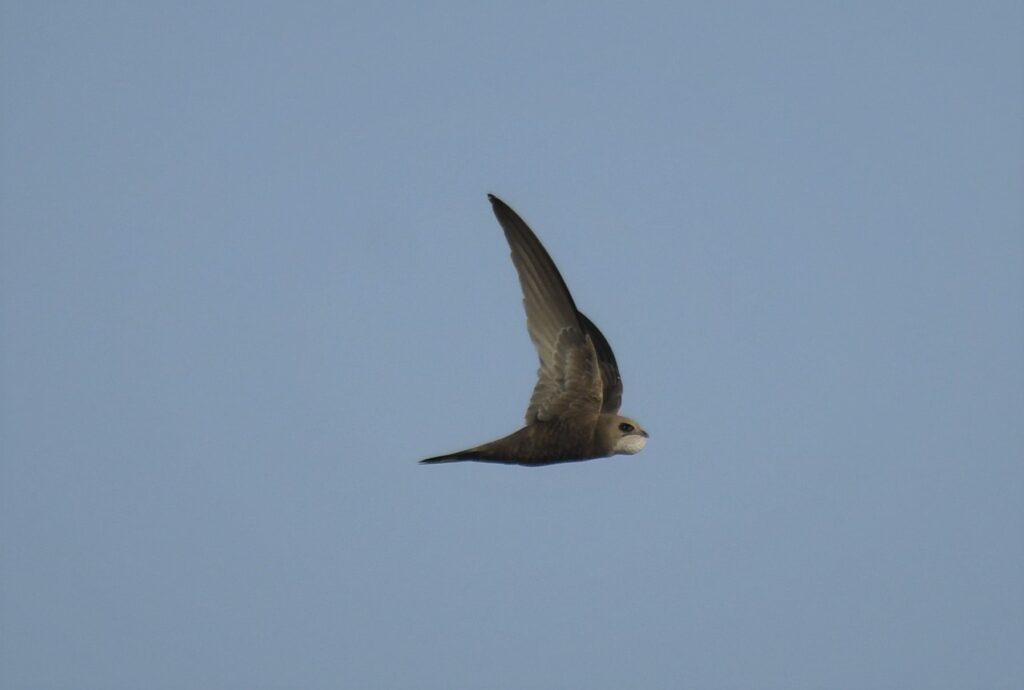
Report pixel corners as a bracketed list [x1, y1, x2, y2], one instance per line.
[488, 194, 604, 424]
[577, 311, 623, 414]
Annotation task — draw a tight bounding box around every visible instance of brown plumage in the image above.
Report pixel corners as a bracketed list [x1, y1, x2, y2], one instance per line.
[421, 195, 648, 467]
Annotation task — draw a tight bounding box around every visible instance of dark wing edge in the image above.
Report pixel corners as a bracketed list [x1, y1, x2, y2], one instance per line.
[577, 311, 623, 414]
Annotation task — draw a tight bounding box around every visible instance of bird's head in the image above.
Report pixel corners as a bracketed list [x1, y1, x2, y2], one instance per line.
[601, 415, 649, 456]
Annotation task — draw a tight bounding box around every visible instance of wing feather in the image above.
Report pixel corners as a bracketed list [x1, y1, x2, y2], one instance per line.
[577, 312, 623, 414]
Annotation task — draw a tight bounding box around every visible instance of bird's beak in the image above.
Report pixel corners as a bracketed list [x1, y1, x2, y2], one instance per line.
[640, 430, 649, 438]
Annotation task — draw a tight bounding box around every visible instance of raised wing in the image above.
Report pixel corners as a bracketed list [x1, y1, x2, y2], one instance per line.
[488, 194, 604, 424]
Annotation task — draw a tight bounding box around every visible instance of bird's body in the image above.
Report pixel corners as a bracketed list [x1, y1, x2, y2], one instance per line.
[422, 413, 642, 466]
[421, 195, 648, 467]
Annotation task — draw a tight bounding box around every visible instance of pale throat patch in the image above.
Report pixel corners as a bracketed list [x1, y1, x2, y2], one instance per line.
[613, 434, 647, 455]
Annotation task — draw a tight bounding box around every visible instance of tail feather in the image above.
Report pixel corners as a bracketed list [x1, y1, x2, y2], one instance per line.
[419, 447, 515, 465]
[419, 452, 473, 465]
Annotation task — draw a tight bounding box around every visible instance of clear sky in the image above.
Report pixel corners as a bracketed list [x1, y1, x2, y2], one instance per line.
[2, 2, 1022, 689]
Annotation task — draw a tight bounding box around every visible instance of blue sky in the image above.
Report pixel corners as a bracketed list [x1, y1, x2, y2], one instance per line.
[2, 2, 1022, 688]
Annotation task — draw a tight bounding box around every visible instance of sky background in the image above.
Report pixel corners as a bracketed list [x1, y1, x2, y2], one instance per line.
[2, 2, 1022, 689]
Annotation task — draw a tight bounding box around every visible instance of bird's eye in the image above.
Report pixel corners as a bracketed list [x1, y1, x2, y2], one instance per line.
[618, 423, 634, 433]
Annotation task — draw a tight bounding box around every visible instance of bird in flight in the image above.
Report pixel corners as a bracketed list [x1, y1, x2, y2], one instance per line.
[421, 194, 648, 466]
